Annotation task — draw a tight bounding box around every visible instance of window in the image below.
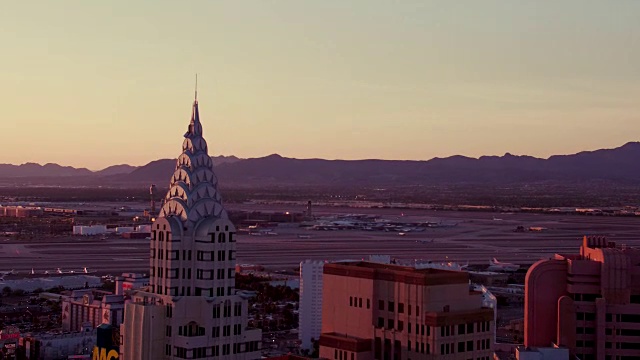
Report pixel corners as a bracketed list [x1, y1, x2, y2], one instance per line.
[166, 325, 172, 337]
[397, 320, 404, 332]
[212, 305, 220, 318]
[467, 323, 474, 333]
[458, 342, 465, 352]
[211, 326, 220, 338]
[398, 303, 404, 314]
[378, 317, 384, 328]
[388, 319, 394, 330]
[379, 300, 385, 310]
[229, 250, 236, 260]
[167, 268, 178, 279]
[458, 324, 466, 335]
[359, 297, 362, 308]
[367, 299, 370, 309]
[234, 302, 242, 316]
[218, 233, 226, 243]
[350, 296, 353, 306]
[621, 314, 640, 323]
[388, 301, 395, 312]
[466, 340, 473, 351]
[408, 322, 411, 334]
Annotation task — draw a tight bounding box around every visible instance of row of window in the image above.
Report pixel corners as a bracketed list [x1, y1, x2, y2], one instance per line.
[153, 228, 233, 242]
[151, 249, 236, 262]
[196, 250, 236, 261]
[378, 300, 413, 316]
[152, 285, 234, 297]
[171, 341, 259, 358]
[176, 324, 205, 337]
[407, 340, 430, 354]
[575, 311, 640, 323]
[334, 349, 355, 360]
[604, 342, 640, 350]
[449, 321, 491, 336]
[194, 268, 235, 280]
[605, 328, 640, 336]
[212, 302, 243, 318]
[153, 266, 235, 281]
[376, 318, 490, 338]
[349, 296, 370, 309]
[207, 232, 235, 243]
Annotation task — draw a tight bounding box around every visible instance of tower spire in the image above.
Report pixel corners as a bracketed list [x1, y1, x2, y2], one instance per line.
[195, 73, 198, 102]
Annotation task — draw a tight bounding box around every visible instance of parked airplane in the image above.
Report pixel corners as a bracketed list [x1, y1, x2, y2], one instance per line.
[487, 258, 520, 272]
[0, 269, 16, 277]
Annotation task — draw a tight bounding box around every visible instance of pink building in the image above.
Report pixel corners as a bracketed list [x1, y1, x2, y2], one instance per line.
[320, 261, 494, 360]
[525, 236, 640, 360]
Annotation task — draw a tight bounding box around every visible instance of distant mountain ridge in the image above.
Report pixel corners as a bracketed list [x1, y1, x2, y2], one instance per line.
[2, 143, 640, 186]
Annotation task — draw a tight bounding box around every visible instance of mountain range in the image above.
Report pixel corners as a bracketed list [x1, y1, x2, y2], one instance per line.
[1, 143, 639, 187]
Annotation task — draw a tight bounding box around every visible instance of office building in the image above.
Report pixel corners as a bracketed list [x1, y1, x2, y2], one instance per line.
[119, 96, 261, 359]
[320, 261, 494, 360]
[525, 236, 640, 360]
[299, 260, 324, 351]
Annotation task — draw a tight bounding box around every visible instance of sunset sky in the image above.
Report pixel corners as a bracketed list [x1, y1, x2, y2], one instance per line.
[1, 1, 639, 170]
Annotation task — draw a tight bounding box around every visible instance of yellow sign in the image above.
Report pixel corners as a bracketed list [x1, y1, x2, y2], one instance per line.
[92, 347, 119, 360]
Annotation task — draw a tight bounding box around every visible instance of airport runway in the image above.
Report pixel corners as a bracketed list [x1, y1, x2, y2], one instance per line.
[1, 208, 639, 275]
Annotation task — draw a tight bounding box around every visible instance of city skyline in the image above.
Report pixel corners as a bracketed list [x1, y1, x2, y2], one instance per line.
[2, 1, 640, 169]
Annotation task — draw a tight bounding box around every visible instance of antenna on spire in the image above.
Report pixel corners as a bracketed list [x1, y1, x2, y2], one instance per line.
[195, 73, 198, 102]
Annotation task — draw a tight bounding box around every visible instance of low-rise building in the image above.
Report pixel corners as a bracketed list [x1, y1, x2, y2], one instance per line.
[61, 290, 125, 332]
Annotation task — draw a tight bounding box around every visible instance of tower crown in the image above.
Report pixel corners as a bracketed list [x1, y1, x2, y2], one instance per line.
[158, 100, 227, 228]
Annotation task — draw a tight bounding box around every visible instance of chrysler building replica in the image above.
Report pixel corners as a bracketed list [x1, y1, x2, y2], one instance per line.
[120, 95, 262, 359]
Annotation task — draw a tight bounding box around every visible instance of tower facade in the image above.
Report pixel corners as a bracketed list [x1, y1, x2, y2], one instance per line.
[525, 236, 640, 360]
[120, 98, 261, 360]
[299, 260, 324, 351]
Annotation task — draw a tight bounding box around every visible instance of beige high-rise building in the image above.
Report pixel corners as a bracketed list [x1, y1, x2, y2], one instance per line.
[320, 261, 494, 360]
[120, 95, 261, 360]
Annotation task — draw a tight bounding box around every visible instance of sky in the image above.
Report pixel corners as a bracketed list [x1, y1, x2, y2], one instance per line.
[1, 1, 639, 170]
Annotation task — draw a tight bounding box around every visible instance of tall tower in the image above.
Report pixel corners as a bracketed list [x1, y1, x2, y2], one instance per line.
[120, 96, 262, 360]
[149, 184, 157, 216]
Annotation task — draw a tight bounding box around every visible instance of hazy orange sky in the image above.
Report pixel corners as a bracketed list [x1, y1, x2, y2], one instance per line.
[1, 1, 639, 170]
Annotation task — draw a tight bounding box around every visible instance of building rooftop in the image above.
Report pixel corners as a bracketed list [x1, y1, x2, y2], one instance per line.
[323, 261, 468, 286]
